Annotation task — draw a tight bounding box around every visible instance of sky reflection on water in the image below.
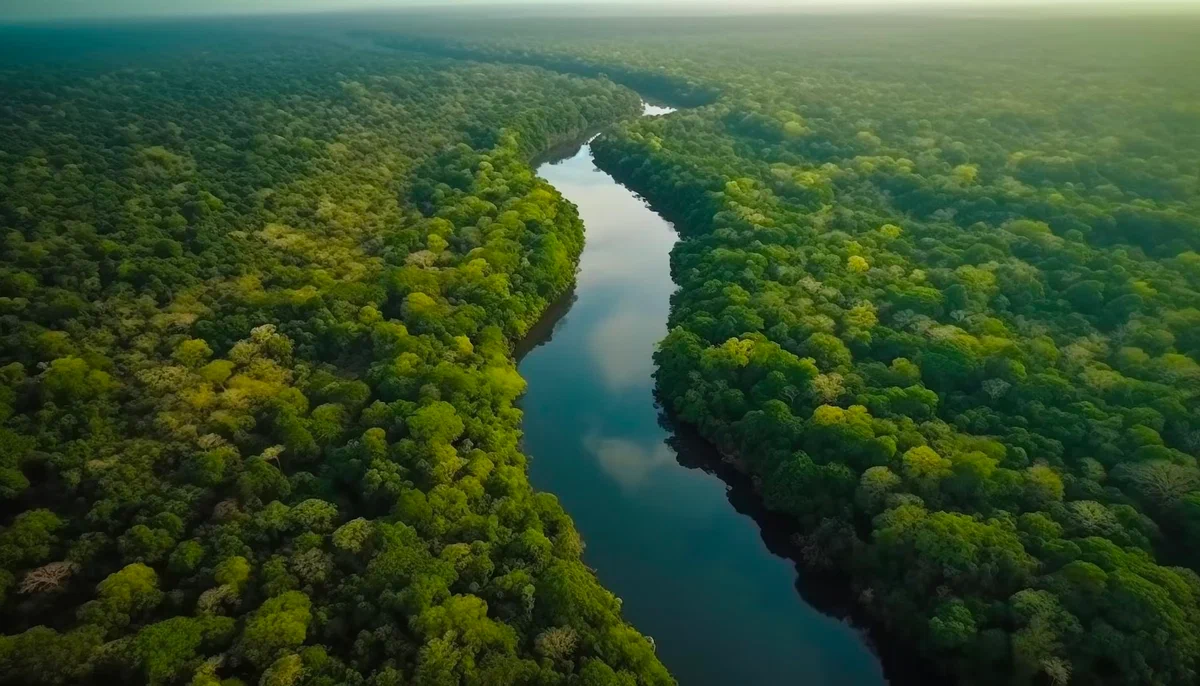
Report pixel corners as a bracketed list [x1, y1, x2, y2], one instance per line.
[518, 106, 888, 686]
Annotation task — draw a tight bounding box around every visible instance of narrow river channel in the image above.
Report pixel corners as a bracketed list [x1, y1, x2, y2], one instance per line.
[518, 102, 889, 686]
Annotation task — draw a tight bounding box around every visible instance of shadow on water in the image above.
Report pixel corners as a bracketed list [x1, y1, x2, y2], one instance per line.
[658, 407, 952, 686]
[512, 139, 591, 365]
[514, 284, 577, 364]
[531, 134, 597, 168]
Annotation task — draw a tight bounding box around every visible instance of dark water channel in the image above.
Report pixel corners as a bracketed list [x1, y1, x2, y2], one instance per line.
[518, 103, 889, 686]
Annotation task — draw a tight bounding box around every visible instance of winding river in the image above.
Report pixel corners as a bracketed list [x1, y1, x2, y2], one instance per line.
[519, 103, 889, 686]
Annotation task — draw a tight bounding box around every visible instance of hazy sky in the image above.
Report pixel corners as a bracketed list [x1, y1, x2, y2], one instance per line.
[1, 0, 1197, 21]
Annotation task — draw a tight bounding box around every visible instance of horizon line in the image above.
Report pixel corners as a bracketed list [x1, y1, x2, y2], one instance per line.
[4, 1, 1200, 26]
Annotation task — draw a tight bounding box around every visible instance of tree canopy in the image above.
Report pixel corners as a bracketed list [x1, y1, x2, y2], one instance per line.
[0, 24, 669, 686]
[367, 11, 1200, 686]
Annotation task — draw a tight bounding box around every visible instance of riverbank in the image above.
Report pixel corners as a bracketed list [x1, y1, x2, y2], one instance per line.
[518, 106, 889, 686]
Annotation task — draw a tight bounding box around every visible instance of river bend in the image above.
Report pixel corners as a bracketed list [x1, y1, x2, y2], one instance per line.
[518, 103, 888, 686]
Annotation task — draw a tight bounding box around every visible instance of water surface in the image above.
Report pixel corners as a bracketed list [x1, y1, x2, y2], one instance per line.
[519, 104, 888, 686]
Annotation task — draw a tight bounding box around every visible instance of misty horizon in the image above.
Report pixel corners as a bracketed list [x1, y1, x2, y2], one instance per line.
[4, 0, 1200, 23]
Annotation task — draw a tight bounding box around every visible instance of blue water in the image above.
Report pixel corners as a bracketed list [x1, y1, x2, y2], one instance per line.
[519, 104, 888, 686]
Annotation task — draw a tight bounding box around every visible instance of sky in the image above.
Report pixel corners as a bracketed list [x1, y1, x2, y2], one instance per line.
[1, 0, 1197, 22]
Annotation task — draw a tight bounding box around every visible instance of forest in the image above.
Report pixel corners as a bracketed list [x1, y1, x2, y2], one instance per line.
[362, 11, 1200, 686]
[3, 8, 1200, 686]
[0, 24, 671, 686]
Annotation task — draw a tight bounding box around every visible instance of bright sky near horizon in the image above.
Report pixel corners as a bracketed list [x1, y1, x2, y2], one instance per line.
[1, 0, 1197, 22]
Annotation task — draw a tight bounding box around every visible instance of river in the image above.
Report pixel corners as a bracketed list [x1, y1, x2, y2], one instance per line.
[518, 102, 889, 686]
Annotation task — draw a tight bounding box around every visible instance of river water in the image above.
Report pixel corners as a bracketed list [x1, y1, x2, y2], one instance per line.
[518, 103, 889, 686]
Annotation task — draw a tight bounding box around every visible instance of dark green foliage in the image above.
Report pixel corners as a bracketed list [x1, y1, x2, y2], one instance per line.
[0, 25, 668, 686]
[380, 11, 1200, 686]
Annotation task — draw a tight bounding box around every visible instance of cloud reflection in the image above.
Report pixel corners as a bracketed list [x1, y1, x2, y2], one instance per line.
[586, 302, 663, 392]
[584, 431, 676, 491]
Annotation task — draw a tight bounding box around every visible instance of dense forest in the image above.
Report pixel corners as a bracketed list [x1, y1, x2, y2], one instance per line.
[0, 26, 674, 686]
[4, 10, 1200, 686]
[363, 12, 1200, 686]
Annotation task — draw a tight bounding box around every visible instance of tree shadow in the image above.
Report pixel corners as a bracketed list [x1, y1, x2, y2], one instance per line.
[657, 400, 952, 686]
[514, 284, 578, 364]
